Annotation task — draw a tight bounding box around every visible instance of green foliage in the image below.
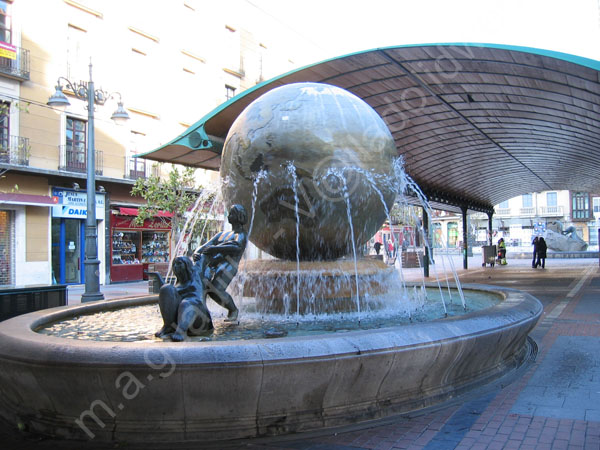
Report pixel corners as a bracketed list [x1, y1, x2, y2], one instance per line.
[130, 165, 200, 232]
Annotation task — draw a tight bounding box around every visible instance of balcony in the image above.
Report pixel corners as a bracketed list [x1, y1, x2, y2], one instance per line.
[58, 145, 103, 175]
[539, 205, 564, 217]
[0, 135, 30, 165]
[124, 155, 160, 180]
[470, 212, 488, 219]
[519, 207, 536, 216]
[495, 207, 512, 217]
[0, 45, 30, 81]
[125, 155, 147, 180]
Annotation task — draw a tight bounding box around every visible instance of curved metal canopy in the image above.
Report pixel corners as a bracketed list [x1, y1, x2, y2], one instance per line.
[141, 43, 600, 213]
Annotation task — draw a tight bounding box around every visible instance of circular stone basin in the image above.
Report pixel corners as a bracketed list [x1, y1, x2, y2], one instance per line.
[0, 283, 542, 444]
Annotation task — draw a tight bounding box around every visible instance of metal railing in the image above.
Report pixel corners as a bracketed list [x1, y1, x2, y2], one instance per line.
[519, 207, 536, 216]
[0, 135, 30, 165]
[470, 212, 488, 219]
[58, 144, 103, 175]
[0, 45, 30, 81]
[495, 207, 512, 216]
[125, 155, 147, 180]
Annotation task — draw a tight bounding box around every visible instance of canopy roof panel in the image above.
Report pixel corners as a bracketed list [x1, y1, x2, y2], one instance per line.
[141, 43, 600, 212]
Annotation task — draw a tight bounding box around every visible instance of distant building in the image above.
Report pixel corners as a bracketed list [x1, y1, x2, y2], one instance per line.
[432, 190, 599, 250]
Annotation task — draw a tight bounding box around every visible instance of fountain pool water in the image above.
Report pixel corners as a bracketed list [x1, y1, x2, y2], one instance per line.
[0, 82, 543, 443]
[38, 287, 501, 342]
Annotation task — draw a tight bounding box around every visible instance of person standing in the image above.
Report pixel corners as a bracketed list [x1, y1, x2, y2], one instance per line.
[532, 236, 539, 268]
[497, 238, 507, 265]
[373, 241, 382, 255]
[536, 237, 547, 268]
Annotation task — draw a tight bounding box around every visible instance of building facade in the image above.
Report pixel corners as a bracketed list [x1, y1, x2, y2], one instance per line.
[0, 0, 321, 287]
[433, 190, 600, 250]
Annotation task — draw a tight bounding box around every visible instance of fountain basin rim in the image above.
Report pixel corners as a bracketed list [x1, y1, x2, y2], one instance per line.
[0, 283, 539, 367]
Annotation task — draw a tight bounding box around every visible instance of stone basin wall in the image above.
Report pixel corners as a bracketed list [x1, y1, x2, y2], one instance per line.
[0, 284, 542, 443]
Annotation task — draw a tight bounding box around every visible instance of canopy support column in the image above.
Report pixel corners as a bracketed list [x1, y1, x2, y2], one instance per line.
[462, 206, 468, 270]
[487, 211, 494, 245]
[422, 206, 430, 278]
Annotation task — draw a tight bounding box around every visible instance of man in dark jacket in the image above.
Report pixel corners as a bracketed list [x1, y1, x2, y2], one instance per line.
[536, 237, 547, 268]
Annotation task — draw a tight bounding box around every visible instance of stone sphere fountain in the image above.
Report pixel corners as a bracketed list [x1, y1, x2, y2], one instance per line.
[222, 82, 400, 313]
[0, 83, 542, 444]
[221, 82, 397, 260]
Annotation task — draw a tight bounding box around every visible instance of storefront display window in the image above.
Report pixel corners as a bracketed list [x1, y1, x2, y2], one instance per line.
[447, 222, 459, 247]
[142, 231, 169, 263]
[112, 231, 140, 265]
[110, 210, 171, 282]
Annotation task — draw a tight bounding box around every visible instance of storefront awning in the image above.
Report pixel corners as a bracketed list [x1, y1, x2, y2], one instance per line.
[0, 193, 59, 207]
[117, 207, 174, 218]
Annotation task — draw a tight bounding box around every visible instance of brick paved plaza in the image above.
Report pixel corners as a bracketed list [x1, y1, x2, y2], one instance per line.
[2, 257, 599, 449]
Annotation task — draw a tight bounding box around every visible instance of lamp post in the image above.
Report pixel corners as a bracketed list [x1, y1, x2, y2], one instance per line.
[48, 61, 129, 302]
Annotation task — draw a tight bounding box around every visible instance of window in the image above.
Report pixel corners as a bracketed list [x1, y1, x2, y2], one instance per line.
[572, 192, 590, 220]
[67, 24, 89, 81]
[0, 1, 11, 44]
[522, 194, 532, 208]
[593, 197, 600, 213]
[223, 24, 241, 73]
[128, 130, 148, 179]
[546, 192, 557, 207]
[225, 84, 236, 100]
[66, 117, 86, 171]
[499, 200, 509, 209]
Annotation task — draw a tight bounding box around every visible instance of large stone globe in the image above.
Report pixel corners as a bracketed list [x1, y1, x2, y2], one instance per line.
[220, 82, 397, 261]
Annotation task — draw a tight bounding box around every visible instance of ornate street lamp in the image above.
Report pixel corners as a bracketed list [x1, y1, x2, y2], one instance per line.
[48, 61, 129, 302]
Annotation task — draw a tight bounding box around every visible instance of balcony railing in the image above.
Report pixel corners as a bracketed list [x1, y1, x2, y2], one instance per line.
[470, 212, 488, 219]
[495, 207, 512, 216]
[0, 45, 30, 81]
[125, 155, 147, 180]
[58, 145, 103, 175]
[0, 135, 30, 165]
[539, 205, 564, 217]
[519, 207, 536, 216]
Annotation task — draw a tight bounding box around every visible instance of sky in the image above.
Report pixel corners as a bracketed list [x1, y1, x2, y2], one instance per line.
[247, 0, 600, 63]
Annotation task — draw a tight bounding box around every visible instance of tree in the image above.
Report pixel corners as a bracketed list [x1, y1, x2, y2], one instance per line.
[130, 165, 218, 254]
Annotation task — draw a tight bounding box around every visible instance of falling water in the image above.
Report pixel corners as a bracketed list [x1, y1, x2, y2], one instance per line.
[339, 172, 362, 318]
[247, 169, 267, 239]
[166, 188, 217, 281]
[360, 169, 404, 291]
[287, 163, 301, 318]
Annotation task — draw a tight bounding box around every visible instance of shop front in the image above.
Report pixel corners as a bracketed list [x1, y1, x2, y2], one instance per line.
[51, 187, 106, 285]
[110, 208, 172, 282]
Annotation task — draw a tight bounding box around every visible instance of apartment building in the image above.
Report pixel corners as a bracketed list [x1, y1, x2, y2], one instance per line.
[0, 0, 320, 286]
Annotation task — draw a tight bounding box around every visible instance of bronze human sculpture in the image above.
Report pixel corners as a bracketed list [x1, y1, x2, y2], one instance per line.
[155, 204, 248, 341]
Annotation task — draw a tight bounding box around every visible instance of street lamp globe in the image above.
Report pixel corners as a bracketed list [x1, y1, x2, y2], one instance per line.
[47, 84, 70, 110]
[110, 102, 130, 125]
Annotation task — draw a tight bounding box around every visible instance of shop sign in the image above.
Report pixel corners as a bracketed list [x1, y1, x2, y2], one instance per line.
[0, 42, 16, 60]
[51, 188, 105, 219]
